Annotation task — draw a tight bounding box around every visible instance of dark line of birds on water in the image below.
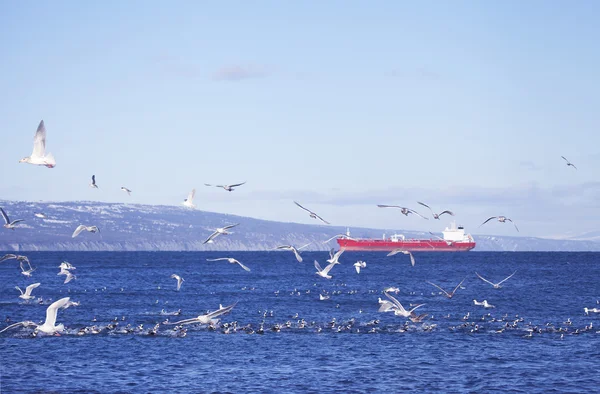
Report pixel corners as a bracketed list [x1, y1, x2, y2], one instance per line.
[0, 120, 592, 338]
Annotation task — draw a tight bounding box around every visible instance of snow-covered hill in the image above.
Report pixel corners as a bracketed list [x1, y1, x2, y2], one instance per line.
[1, 200, 599, 252]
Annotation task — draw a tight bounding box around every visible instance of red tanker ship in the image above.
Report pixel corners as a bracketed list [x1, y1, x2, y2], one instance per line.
[336, 222, 476, 252]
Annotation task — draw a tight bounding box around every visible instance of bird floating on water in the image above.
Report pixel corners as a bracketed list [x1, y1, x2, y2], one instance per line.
[417, 202, 454, 220]
[475, 271, 516, 289]
[561, 156, 577, 170]
[1, 208, 24, 230]
[294, 201, 330, 224]
[479, 216, 519, 232]
[203, 224, 239, 244]
[204, 182, 246, 192]
[377, 205, 428, 220]
[19, 120, 56, 168]
[72, 225, 100, 238]
[182, 189, 196, 209]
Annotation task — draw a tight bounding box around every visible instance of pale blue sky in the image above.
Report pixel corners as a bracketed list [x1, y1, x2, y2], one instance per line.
[1, 1, 599, 238]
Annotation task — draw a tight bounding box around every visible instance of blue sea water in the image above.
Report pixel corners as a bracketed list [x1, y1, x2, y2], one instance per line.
[1, 251, 599, 393]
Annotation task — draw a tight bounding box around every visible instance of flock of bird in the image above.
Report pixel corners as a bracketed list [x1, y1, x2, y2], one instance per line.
[0, 120, 594, 339]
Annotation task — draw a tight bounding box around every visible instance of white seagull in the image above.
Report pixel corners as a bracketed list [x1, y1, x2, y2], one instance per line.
[377, 205, 429, 220]
[322, 233, 356, 243]
[426, 278, 466, 299]
[294, 201, 330, 224]
[0, 253, 31, 267]
[121, 187, 132, 196]
[353, 260, 366, 274]
[16, 283, 41, 300]
[382, 292, 425, 318]
[206, 257, 251, 272]
[314, 259, 338, 279]
[272, 242, 312, 262]
[182, 189, 196, 209]
[561, 156, 577, 170]
[63, 271, 76, 284]
[167, 302, 236, 325]
[90, 175, 98, 188]
[19, 120, 56, 168]
[473, 299, 495, 308]
[203, 224, 239, 244]
[476, 271, 517, 289]
[417, 202, 454, 220]
[204, 182, 246, 192]
[171, 274, 184, 291]
[1, 208, 24, 230]
[479, 216, 519, 232]
[72, 225, 100, 238]
[34, 213, 47, 218]
[0, 297, 72, 335]
[387, 249, 416, 267]
[327, 248, 345, 265]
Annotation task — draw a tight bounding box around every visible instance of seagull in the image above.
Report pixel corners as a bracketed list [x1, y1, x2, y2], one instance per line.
[0, 253, 31, 267]
[272, 242, 312, 262]
[294, 201, 330, 224]
[0, 297, 71, 335]
[63, 271, 76, 284]
[171, 274, 184, 291]
[479, 216, 519, 232]
[354, 260, 366, 274]
[327, 248, 345, 265]
[561, 156, 577, 170]
[72, 225, 100, 238]
[383, 287, 400, 294]
[387, 249, 416, 266]
[206, 257, 251, 272]
[426, 278, 465, 299]
[473, 299, 495, 308]
[1, 208, 24, 230]
[121, 187, 132, 196]
[382, 292, 425, 318]
[428, 232, 454, 246]
[319, 294, 330, 301]
[182, 189, 196, 209]
[166, 302, 236, 325]
[322, 234, 356, 243]
[314, 260, 338, 279]
[376, 205, 428, 220]
[89, 175, 98, 188]
[203, 224, 239, 244]
[16, 283, 41, 300]
[204, 182, 246, 192]
[34, 213, 46, 219]
[18, 120, 56, 168]
[417, 202, 454, 220]
[584, 307, 600, 316]
[59, 261, 76, 270]
[21, 266, 36, 278]
[475, 271, 517, 289]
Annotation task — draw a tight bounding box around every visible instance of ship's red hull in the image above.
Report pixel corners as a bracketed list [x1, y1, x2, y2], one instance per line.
[337, 239, 476, 252]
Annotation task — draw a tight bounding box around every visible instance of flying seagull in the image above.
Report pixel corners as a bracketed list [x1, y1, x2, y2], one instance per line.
[121, 187, 132, 196]
[16, 283, 41, 300]
[322, 233, 356, 243]
[479, 216, 519, 232]
[182, 189, 196, 209]
[377, 205, 428, 220]
[294, 201, 330, 224]
[19, 120, 56, 168]
[476, 271, 517, 289]
[327, 248, 345, 265]
[1, 208, 24, 230]
[166, 302, 236, 326]
[314, 259, 338, 279]
[203, 224, 239, 244]
[387, 249, 416, 266]
[561, 156, 577, 170]
[428, 232, 454, 246]
[0, 297, 72, 335]
[171, 274, 184, 291]
[417, 202, 454, 220]
[0, 254, 31, 268]
[72, 225, 100, 238]
[204, 182, 246, 192]
[382, 291, 425, 318]
[206, 257, 251, 272]
[90, 175, 98, 188]
[354, 260, 366, 274]
[426, 278, 466, 299]
[272, 242, 312, 262]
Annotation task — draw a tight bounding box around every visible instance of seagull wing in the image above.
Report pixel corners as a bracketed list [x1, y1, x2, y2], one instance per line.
[438, 210, 455, 217]
[0, 208, 10, 225]
[15, 286, 24, 295]
[314, 213, 330, 225]
[321, 262, 337, 276]
[187, 189, 196, 202]
[505, 219, 519, 232]
[384, 292, 407, 313]
[44, 297, 70, 328]
[0, 254, 18, 263]
[92, 175, 96, 185]
[297, 242, 312, 251]
[417, 201, 433, 213]
[0, 321, 37, 334]
[25, 282, 41, 296]
[229, 182, 246, 188]
[497, 271, 517, 285]
[203, 231, 219, 244]
[377, 204, 404, 209]
[167, 317, 201, 325]
[294, 201, 312, 213]
[561, 156, 569, 163]
[291, 248, 303, 263]
[451, 278, 466, 295]
[406, 251, 415, 267]
[426, 281, 451, 297]
[206, 258, 230, 261]
[407, 304, 426, 314]
[72, 225, 86, 238]
[408, 209, 429, 220]
[222, 223, 240, 230]
[475, 272, 496, 287]
[235, 260, 251, 272]
[314, 260, 324, 273]
[32, 120, 47, 157]
[205, 302, 237, 319]
[479, 217, 497, 227]
[354, 263, 360, 274]
[387, 249, 404, 257]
